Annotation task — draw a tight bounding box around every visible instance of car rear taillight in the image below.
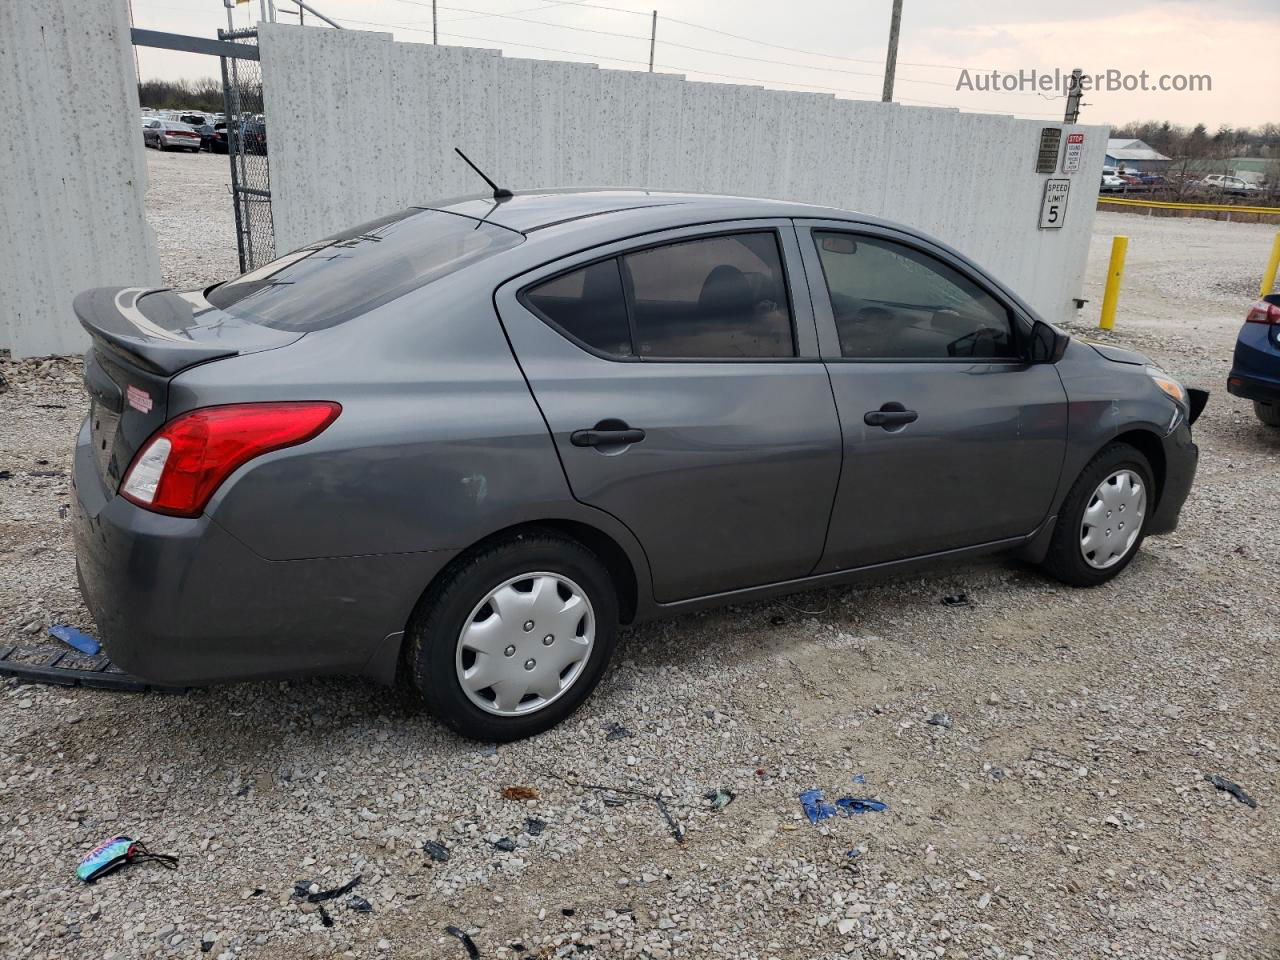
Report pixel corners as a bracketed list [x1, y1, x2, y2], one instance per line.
[121, 402, 341, 518]
[1245, 299, 1280, 325]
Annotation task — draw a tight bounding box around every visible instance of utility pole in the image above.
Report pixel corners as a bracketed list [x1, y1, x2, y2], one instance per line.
[1063, 67, 1084, 123]
[433, 0, 438, 43]
[881, 0, 903, 102]
[648, 11, 656, 72]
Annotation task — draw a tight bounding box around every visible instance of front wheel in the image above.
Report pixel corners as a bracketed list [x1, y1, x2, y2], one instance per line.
[406, 531, 619, 741]
[1254, 401, 1280, 427]
[1040, 442, 1154, 587]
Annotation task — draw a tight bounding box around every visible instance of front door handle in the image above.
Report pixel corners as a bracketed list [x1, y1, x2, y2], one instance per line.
[864, 403, 918, 429]
[570, 424, 646, 447]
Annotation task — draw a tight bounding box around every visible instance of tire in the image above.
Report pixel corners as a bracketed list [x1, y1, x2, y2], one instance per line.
[406, 531, 619, 741]
[1040, 442, 1154, 587]
[1254, 401, 1280, 427]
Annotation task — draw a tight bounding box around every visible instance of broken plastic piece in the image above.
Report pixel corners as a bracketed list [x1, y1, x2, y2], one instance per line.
[524, 816, 546, 836]
[305, 874, 361, 903]
[835, 796, 888, 815]
[704, 788, 735, 810]
[493, 837, 517, 852]
[445, 924, 481, 959]
[318, 904, 334, 927]
[49, 624, 100, 656]
[800, 788, 837, 824]
[423, 840, 451, 862]
[941, 593, 971, 607]
[347, 895, 373, 913]
[1205, 774, 1257, 808]
[927, 713, 953, 729]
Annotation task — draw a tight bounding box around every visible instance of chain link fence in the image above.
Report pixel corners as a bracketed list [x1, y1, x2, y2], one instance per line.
[218, 28, 273, 272]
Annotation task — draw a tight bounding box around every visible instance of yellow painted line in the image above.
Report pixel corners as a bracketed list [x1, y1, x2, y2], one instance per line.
[1098, 196, 1280, 215]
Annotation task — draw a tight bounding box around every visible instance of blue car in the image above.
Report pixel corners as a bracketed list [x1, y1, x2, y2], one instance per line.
[1229, 295, 1280, 426]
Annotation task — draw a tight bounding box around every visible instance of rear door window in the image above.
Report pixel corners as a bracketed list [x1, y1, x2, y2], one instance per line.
[207, 209, 524, 331]
[622, 232, 794, 358]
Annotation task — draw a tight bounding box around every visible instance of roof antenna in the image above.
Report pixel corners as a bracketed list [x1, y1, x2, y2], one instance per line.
[454, 147, 513, 201]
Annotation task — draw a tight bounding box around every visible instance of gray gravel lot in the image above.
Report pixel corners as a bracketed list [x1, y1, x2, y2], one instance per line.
[1, 156, 1277, 960]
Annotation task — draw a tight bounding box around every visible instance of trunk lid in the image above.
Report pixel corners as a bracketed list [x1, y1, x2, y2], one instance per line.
[76, 286, 301, 488]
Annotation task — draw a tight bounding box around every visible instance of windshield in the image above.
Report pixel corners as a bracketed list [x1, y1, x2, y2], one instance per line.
[207, 209, 524, 331]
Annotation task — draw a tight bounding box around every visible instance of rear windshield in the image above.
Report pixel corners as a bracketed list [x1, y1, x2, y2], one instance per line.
[207, 208, 524, 331]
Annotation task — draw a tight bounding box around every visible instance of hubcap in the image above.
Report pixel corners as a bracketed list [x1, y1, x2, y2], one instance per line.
[455, 572, 595, 716]
[1080, 469, 1146, 569]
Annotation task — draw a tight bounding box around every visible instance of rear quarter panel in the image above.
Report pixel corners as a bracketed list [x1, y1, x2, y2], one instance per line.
[167, 267, 600, 563]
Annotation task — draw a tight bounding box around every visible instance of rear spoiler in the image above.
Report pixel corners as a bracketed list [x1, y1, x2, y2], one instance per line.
[74, 287, 238, 376]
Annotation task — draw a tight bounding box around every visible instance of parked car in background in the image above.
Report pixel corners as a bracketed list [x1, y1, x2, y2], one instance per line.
[1228, 294, 1280, 426]
[178, 113, 210, 128]
[239, 119, 267, 155]
[70, 190, 1206, 741]
[1193, 174, 1260, 198]
[1100, 173, 1126, 192]
[143, 120, 202, 152]
[208, 122, 230, 154]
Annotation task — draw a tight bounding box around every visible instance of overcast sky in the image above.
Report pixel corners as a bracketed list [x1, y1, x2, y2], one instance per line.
[133, 0, 1278, 128]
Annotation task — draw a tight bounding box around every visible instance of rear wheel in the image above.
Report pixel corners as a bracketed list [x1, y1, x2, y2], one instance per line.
[406, 531, 619, 741]
[1254, 401, 1280, 427]
[1040, 442, 1153, 587]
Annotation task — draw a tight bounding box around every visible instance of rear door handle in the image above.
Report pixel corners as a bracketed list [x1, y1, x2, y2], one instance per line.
[864, 404, 918, 428]
[570, 426, 646, 447]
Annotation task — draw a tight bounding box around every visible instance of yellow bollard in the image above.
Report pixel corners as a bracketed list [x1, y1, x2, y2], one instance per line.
[1098, 235, 1129, 331]
[1261, 232, 1280, 298]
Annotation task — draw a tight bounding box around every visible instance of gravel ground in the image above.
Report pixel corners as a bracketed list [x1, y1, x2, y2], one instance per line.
[1, 159, 1277, 960]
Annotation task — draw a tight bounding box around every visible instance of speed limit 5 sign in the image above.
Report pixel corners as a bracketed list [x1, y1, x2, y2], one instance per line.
[1039, 178, 1070, 229]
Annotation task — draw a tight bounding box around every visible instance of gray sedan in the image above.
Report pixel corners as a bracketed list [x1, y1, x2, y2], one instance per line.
[142, 118, 202, 152]
[72, 191, 1205, 740]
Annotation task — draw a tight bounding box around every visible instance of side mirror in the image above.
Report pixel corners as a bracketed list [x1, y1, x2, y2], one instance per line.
[1029, 319, 1069, 363]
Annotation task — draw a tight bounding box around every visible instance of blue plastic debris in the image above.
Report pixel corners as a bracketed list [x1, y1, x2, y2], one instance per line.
[799, 789, 837, 824]
[49, 624, 99, 656]
[847, 849, 862, 858]
[835, 796, 888, 815]
[852, 774, 866, 784]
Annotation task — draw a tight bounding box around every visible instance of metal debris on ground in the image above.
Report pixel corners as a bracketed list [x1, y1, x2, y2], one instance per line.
[1205, 774, 1257, 808]
[347, 895, 372, 913]
[423, 840, 451, 862]
[927, 712, 953, 729]
[524, 817, 546, 836]
[704, 787, 735, 810]
[501, 785, 540, 801]
[603, 721, 633, 741]
[445, 924, 481, 959]
[541, 768, 685, 843]
[49, 624, 99, 656]
[941, 593, 971, 607]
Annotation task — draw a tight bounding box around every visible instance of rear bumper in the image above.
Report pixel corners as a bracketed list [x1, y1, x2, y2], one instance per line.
[1146, 418, 1199, 536]
[1227, 372, 1280, 405]
[72, 420, 454, 686]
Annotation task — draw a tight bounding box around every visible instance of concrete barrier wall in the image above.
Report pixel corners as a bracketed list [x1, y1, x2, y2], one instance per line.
[0, 0, 160, 358]
[259, 24, 1107, 324]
